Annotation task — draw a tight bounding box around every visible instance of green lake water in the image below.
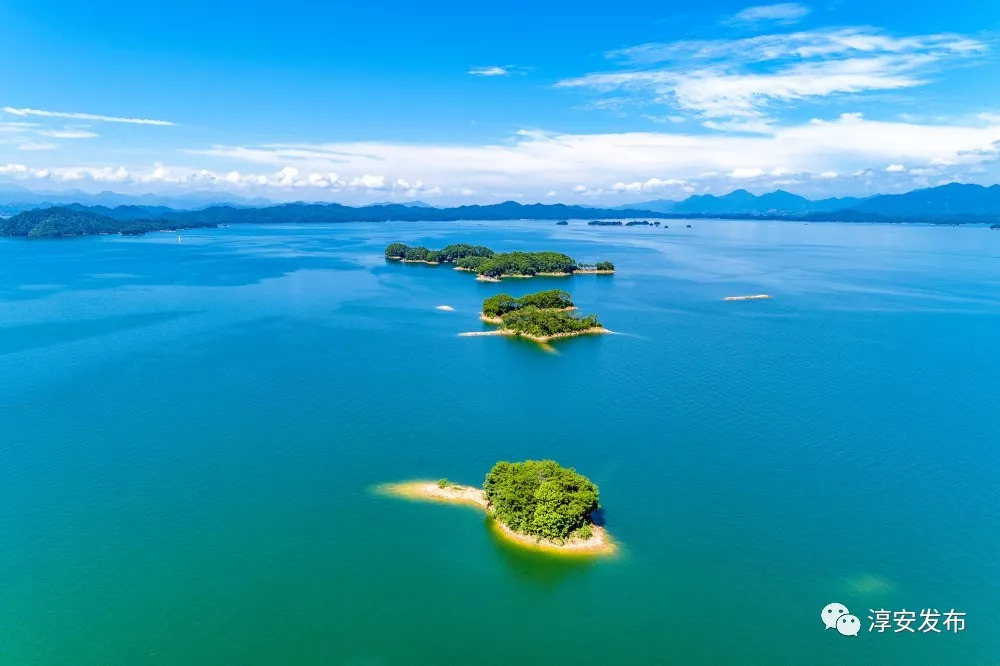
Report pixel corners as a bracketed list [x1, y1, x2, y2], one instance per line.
[0, 220, 997, 664]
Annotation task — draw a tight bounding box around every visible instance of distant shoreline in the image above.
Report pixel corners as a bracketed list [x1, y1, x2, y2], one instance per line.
[375, 481, 616, 556]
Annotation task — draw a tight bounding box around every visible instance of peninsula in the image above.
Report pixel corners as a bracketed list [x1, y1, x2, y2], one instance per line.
[378, 460, 614, 556]
[385, 242, 614, 279]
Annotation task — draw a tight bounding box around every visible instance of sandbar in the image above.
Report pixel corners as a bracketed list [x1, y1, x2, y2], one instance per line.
[723, 294, 772, 301]
[376, 481, 616, 556]
[436, 305, 455, 311]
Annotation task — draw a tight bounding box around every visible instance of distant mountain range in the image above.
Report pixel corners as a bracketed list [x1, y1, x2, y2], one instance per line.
[0, 188, 436, 215]
[619, 183, 1000, 222]
[1, 183, 998, 238]
[620, 189, 864, 215]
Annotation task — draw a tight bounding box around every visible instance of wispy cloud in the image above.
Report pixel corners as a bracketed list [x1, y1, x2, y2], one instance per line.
[2, 107, 174, 126]
[557, 28, 987, 119]
[0, 121, 38, 133]
[726, 3, 811, 26]
[35, 128, 99, 139]
[17, 141, 58, 151]
[468, 66, 511, 77]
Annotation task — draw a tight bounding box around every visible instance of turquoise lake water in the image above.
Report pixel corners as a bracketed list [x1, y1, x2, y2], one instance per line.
[0, 220, 997, 664]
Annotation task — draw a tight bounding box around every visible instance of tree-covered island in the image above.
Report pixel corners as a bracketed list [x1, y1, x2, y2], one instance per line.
[385, 242, 614, 279]
[472, 289, 608, 342]
[377, 460, 613, 555]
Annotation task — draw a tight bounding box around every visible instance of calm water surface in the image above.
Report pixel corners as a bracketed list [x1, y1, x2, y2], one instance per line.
[0, 220, 998, 664]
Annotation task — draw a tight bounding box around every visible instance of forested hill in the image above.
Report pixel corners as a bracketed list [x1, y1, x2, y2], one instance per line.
[0, 201, 668, 237]
[0, 207, 217, 237]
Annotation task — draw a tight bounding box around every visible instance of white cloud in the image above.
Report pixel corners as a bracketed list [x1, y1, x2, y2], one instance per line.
[730, 167, 765, 178]
[885, 163, 906, 172]
[612, 177, 689, 193]
[726, 3, 810, 26]
[36, 129, 99, 139]
[17, 141, 58, 151]
[468, 66, 510, 77]
[557, 28, 986, 119]
[350, 174, 387, 189]
[4, 113, 999, 201]
[0, 121, 37, 133]
[2, 107, 174, 126]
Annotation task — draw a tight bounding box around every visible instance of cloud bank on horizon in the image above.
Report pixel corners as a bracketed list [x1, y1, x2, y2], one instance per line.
[0, 1, 998, 204]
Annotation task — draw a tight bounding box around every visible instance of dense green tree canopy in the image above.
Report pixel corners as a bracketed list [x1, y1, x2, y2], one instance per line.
[595, 261, 615, 271]
[500, 307, 601, 337]
[386, 242, 614, 278]
[385, 242, 493, 263]
[475, 251, 577, 277]
[483, 460, 600, 540]
[482, 290, 574, 317]
[0, 207, 215, 238]
[384, 242, 409, 258]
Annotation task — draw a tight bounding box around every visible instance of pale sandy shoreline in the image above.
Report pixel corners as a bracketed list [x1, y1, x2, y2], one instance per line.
[375, 481, 616, 556]
[459, 326, 611, 343]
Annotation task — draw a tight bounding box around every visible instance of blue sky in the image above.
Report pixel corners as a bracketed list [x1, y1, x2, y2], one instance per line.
[1, 0, 998, 204]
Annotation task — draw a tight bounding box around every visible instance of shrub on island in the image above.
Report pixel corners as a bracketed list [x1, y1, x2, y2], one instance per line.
[500, 306, 601, 338]
[483, 460, 600, 540]
[594, 261, 615, 271]
[482, 289, 574, 318]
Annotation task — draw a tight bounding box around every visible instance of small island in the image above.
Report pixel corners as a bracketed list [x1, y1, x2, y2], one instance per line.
[556, 220, 568, 225]
[378, 460, 614, 556]
[385, 242, 615, 279]
[587, 220, 623, 226]
[991, 223, 1000, 230]
[465, 289, 609, 343]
